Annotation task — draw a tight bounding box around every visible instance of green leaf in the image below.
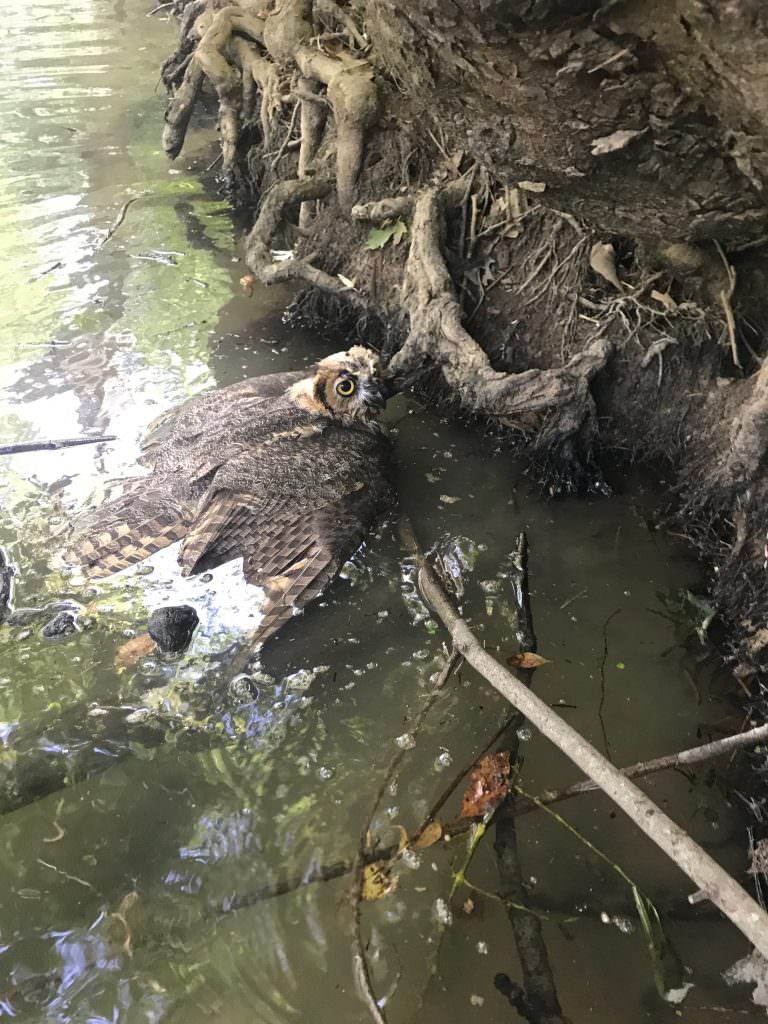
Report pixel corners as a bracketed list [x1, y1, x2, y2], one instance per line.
[391, 219, 407, 246]
[365, 220, 408, 250]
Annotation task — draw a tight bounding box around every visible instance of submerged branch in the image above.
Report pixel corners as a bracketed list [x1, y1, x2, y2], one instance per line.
[492, 534, 567, 1024]
[0, 436, 116, 456]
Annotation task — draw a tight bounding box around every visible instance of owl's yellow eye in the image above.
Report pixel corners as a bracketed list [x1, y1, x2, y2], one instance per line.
[335, 377, 356, 397]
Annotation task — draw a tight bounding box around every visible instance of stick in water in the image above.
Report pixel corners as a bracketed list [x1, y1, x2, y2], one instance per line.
[0, 436, 116, 456]
[400, 518, 768, 958]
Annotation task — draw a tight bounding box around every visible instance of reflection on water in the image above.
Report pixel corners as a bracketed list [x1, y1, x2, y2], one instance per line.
[0, 1, 756, 1021]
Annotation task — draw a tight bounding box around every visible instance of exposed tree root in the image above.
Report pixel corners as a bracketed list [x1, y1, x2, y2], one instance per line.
[388, 189, 611, 455]
[162, 0, 377, 204]
[243, 177, 366, 302]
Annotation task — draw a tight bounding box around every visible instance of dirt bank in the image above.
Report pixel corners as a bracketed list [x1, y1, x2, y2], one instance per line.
[159, 0, 768, 687]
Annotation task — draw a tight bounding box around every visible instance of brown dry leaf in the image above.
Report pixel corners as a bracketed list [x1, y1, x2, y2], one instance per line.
[114, 634, 156, 671]
[650, 289, 678, 313]
[362, 862, 399, 901]
[414, 821, 443, 849]
[240, 273, 256, 297]
[589, 241, 623, 291]
[460, 751, 512, 819]
[507, 651, 551, 670]
[590, 128, 643, 157]
[518, 180, 546, 193]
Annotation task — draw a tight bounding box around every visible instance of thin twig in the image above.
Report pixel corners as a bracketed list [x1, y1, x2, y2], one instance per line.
[598, 608, 621, 759]
[271, 101, 300, 170]
[0, 435, 116, 456]
[99, 195, 145, 247]
[528, 721, 768, 810]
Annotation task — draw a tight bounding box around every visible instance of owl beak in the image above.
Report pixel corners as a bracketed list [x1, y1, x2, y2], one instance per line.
[362, 379, 387, 410]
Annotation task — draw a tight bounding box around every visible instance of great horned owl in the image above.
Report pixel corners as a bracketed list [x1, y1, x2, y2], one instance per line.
[68, 347, 392, 645]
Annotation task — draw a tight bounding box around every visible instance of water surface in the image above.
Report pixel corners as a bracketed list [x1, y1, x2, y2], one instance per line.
[0, 2, 757, 1021]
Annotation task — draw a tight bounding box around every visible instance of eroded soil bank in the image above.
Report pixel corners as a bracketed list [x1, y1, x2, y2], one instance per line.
[160, 0, 768, 700]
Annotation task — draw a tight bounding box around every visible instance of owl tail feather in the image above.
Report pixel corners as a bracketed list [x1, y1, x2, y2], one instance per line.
[67, 489, 192, 578]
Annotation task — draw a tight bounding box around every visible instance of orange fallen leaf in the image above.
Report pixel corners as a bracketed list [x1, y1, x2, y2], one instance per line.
[460, 751, 512, 819]
[114, 633, 156, 671]
[413, 821, 443, 849]
[506, 651, 551, 670]
[240, 273, 256, 297]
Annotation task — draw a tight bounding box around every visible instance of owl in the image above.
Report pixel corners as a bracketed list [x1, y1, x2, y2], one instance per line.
[68, 347, 392, 645]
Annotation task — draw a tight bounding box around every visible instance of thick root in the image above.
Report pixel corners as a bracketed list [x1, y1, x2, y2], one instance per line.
[243, 178, 366, 304]
[163, 56, 206, 159]
[390, 189, 611, 448]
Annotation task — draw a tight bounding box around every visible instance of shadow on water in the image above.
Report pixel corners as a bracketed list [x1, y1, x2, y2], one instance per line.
[0, 1, 758, 1021]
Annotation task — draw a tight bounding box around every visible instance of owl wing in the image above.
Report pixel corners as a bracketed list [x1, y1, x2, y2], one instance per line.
[178, 429, 391, 644]
[141, 369, 310, 458]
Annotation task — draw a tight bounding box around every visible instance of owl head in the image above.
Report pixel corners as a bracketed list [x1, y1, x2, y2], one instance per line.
[292, 346, 387, 424]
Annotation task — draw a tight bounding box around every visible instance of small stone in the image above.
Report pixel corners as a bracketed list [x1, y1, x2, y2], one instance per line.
[41, 610, 78, 639]
[148, 605, 199, 653]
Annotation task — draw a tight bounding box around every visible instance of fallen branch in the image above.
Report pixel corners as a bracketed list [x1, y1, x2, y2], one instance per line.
[402, 519, 768, 957]
[0, 436, 116, 456]
[492, 535, 567, 1024]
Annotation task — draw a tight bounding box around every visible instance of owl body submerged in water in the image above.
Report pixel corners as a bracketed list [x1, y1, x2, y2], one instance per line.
[68, 347, 393, 645]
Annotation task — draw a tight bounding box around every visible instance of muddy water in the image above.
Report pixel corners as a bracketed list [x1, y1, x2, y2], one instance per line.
[0, 2, 757, 1021]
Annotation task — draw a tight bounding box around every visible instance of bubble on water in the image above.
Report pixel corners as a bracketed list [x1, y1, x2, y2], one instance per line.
[402, 848, 421, 870]
[395, 733, 416, 750]
[470, 994, 484, 1006]
[476, 941, 488, 955]
[600, 911, 611, 924]
[516, 726, 533, 742]
[434, 898, 452, 926]
[317, 766, 334, 780]
[386, 805, 399, 819]
[479, 579, 502, 594]
[434, 749, 453, 771]
[612, 915, 635, 934]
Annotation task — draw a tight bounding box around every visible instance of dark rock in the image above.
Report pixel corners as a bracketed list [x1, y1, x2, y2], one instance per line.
[41, 610, 78, 639]
[148, 605, 199, 653]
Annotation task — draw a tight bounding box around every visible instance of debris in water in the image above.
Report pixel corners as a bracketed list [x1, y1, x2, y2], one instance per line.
[461, 751, 512, 818]
[41, 610, 78, 639]
[507, 651, 551, 670]
[114, 633, 157, 670]
[362, 862, 398, 901]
